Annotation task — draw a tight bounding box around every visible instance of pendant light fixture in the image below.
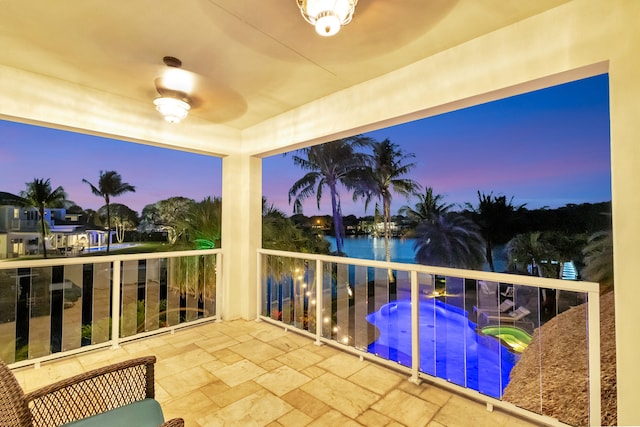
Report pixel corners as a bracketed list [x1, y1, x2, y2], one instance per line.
[296, 0, 358, 37]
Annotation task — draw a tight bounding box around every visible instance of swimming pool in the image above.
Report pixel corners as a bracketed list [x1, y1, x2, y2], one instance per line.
[366, 299, 518, 399]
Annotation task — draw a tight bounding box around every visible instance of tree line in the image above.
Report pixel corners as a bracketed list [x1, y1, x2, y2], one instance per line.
[2, 171, 222, 257]
[268, 135, 613, 291]
[2, 139, 613, 291]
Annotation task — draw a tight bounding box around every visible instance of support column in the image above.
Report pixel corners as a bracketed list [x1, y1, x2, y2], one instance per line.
[221, 153, 262, 320]
[609, 15, 640, 423]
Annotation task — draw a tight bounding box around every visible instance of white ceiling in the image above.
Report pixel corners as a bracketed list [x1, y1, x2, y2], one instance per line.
[0, 0, 570, 131]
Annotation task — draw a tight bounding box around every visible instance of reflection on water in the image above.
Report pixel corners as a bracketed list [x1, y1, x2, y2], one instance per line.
[325, 236, 507, 271]
[84, 243, 138, 253]
[326, 236, 417, 263]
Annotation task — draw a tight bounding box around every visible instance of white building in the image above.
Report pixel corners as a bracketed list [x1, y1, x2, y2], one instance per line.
[0, 206, 109, 259]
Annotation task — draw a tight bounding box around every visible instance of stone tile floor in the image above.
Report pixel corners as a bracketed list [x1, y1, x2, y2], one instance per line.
[13, 320, 541, 427]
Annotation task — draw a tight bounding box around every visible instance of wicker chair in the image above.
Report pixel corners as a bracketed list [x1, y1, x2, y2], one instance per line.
[0, 356, 183, 427]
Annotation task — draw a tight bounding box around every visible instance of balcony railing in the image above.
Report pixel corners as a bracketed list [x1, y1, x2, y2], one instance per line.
[258, 248, 601, 427]
[0, 249, 221, 367]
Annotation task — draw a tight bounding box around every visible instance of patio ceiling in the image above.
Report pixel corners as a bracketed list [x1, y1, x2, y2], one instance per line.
[1, 0, 570, 132]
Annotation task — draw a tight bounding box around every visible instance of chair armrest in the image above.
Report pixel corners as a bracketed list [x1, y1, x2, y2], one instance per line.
[24, 356, 157, 427]
[162, 418, 185, 427]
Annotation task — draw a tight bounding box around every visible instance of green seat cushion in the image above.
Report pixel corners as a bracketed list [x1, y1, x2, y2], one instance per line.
[62, 398, 165, 427]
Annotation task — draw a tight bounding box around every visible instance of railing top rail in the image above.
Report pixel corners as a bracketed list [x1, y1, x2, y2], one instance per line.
[0, 248, 222, 270]
[258, 248, 599, 294]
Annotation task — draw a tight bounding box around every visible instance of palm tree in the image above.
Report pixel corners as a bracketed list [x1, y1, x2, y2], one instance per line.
[353, 138, 421, 263]
[83, 171, 135, 253]
[19, 178, 67, 258]
[288, 136, 371, 255]
[505, 231, 559, 278]
[399, 186, 453, 229]
[263, 197, 331, 254]
[413, 213, 485, 269]
[581, 230, 613, 294]
[188, 197, 222, 249]
[465, 191, 525, 272]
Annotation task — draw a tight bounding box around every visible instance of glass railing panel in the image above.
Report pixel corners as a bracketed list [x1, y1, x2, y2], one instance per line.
[0, 268, 17, 363]
[145, 258, 160, 331]
[365, 269, 412, 366]
[28, 266, 52, 359]
[281, 259, 296, 325]
[395, 269, 411, 300]
[353, 265, 369, 351]
[202, 254, 216, 318]
[335, 263, 350, 345]
[369, 267, 390, 359]
[165, 257, 181, 326]
[49, 266, 64, 354]
[484, 280, 525, 399]
[185, 256, 199, 321]
[303, 260, 316, 333]
[90, 262, 111, 345]
[291, 259, 302, 327]
[393, 270, 411, 367]
[16, 268, 32, 361]
[61, 264, 83, 352]
[437, 276, 466, 388]
[120, 260, 138, 337]
[473, 280, 503, 398]
[168, 255, 202, 322]
[320, 261, 332, 339]
[263, 255, 279, 320]
[260, 254, 267, 318]
[275, 266, 287, 323]
[417, 272, 436, 376]
[542, 291, 589, 423]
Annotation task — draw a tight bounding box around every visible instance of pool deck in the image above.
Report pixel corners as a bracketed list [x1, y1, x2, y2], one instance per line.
[12, 319, 540, 427]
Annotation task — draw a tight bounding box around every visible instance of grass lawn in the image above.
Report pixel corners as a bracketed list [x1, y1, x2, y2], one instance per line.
[1, 242, 200, 261]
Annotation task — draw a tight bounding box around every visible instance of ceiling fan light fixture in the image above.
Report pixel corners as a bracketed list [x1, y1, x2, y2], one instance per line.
[154, 96, 190, 123]
[153, 56, 193, 123]
[297, 0, 357, 37]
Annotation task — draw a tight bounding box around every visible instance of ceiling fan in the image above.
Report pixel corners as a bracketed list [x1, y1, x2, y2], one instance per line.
[151, 55, 247, 124]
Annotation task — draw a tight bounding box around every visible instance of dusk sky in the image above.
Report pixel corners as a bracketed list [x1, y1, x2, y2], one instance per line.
[264, 73, 612, 216]
[1, 74, 610, 217]
[0, 124, 222, 214]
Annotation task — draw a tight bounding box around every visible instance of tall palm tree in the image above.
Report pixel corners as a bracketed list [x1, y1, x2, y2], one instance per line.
[288, 136, 371, 255]
[465, 191, 525, 272]
[399, 186, 453, 227]
[83, 171, 135, 253]
[353, 139, 421, 263]
[413, 213, 486, 269]
[19, 178, 67, 259]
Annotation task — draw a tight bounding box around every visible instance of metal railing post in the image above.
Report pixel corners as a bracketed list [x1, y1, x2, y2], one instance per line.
[216, 253, 223, 322]
[409, 269, 421, 384]
[587, 289, 601, 426]
[110, 260, 121, 349]
[256, 252, 263, 321]
[315, 259, 322, 346]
